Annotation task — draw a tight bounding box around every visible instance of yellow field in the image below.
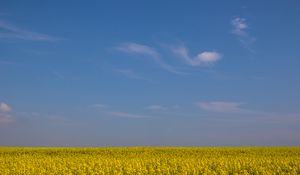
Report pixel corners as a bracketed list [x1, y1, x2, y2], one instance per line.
[0, 147, 300, 174]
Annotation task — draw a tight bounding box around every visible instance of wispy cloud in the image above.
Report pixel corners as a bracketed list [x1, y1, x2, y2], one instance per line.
[23, 49, 55, 56]
[231, 17, 256, 47]
[0, 12, 10, 16]
[19, 112, 73, 126]
[116, 42, 184, 74]
[0, 19, 61, 41]
[116, 69, 145, 80]
[89, 104, 110, 109]
[0, 102, 14, 123]
[231, 17, 248, 36]
[195, 100, 300, 125]
[172, 46, 222, 66]
[117, 42, 159, 57]
[147, 105, 168, 111]
[0, 60, 16, 65]
[196, 101, 246, 113]
[0, 113, 14, 123]
[107, 111, 149, 119]
[89, 103, 152, 119]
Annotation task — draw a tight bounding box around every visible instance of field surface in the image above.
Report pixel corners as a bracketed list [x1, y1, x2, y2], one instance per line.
[0, 147, 300, 174]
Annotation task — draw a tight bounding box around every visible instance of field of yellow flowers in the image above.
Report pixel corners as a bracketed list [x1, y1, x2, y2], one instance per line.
[0, 147, 299, 174]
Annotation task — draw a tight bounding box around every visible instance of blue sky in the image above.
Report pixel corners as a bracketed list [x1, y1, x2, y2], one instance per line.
[1, 0, 300, 146]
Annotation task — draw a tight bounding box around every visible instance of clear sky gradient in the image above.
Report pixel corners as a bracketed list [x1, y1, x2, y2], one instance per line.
[1, 0, 300, 146]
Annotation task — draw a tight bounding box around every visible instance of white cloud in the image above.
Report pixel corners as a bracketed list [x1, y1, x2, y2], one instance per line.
[116, 42, 184, 74]
[231, 17, 248, 36]
[0, 102, 11, 112]
[147, 105, 167, 111]
[0, 20, 60, 42]
[197, 51, 222, 63]
[231, 17, 256, 47]
[117, 69, 144, 80]
[107, 111, 149, 119]
[196, 101, 244, 113]
[172, 46, 222, 66]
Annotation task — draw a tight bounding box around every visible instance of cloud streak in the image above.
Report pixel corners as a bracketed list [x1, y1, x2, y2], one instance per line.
[116, 42, 184, 74]
[147, 105, 168, 111]
[89, 104, 110, 109]
[0, 61, 16, 65]
[89, 103, 151, 119]
[0, 20, 60, 42]
[117, 42, 159, 57]
[196, 101, 245, 113]
[107, 111, 149, 119]
[172, 46, 222, 66]
[117, 69, 144, 80]
[0, 113, 14, 123]
[19, 112, 73, 126]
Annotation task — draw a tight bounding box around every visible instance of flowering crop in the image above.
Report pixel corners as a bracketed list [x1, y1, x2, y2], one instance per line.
[0, 147, 300, 174]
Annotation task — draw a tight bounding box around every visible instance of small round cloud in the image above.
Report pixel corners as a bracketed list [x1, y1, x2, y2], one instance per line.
[197, 51, 222, 63]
